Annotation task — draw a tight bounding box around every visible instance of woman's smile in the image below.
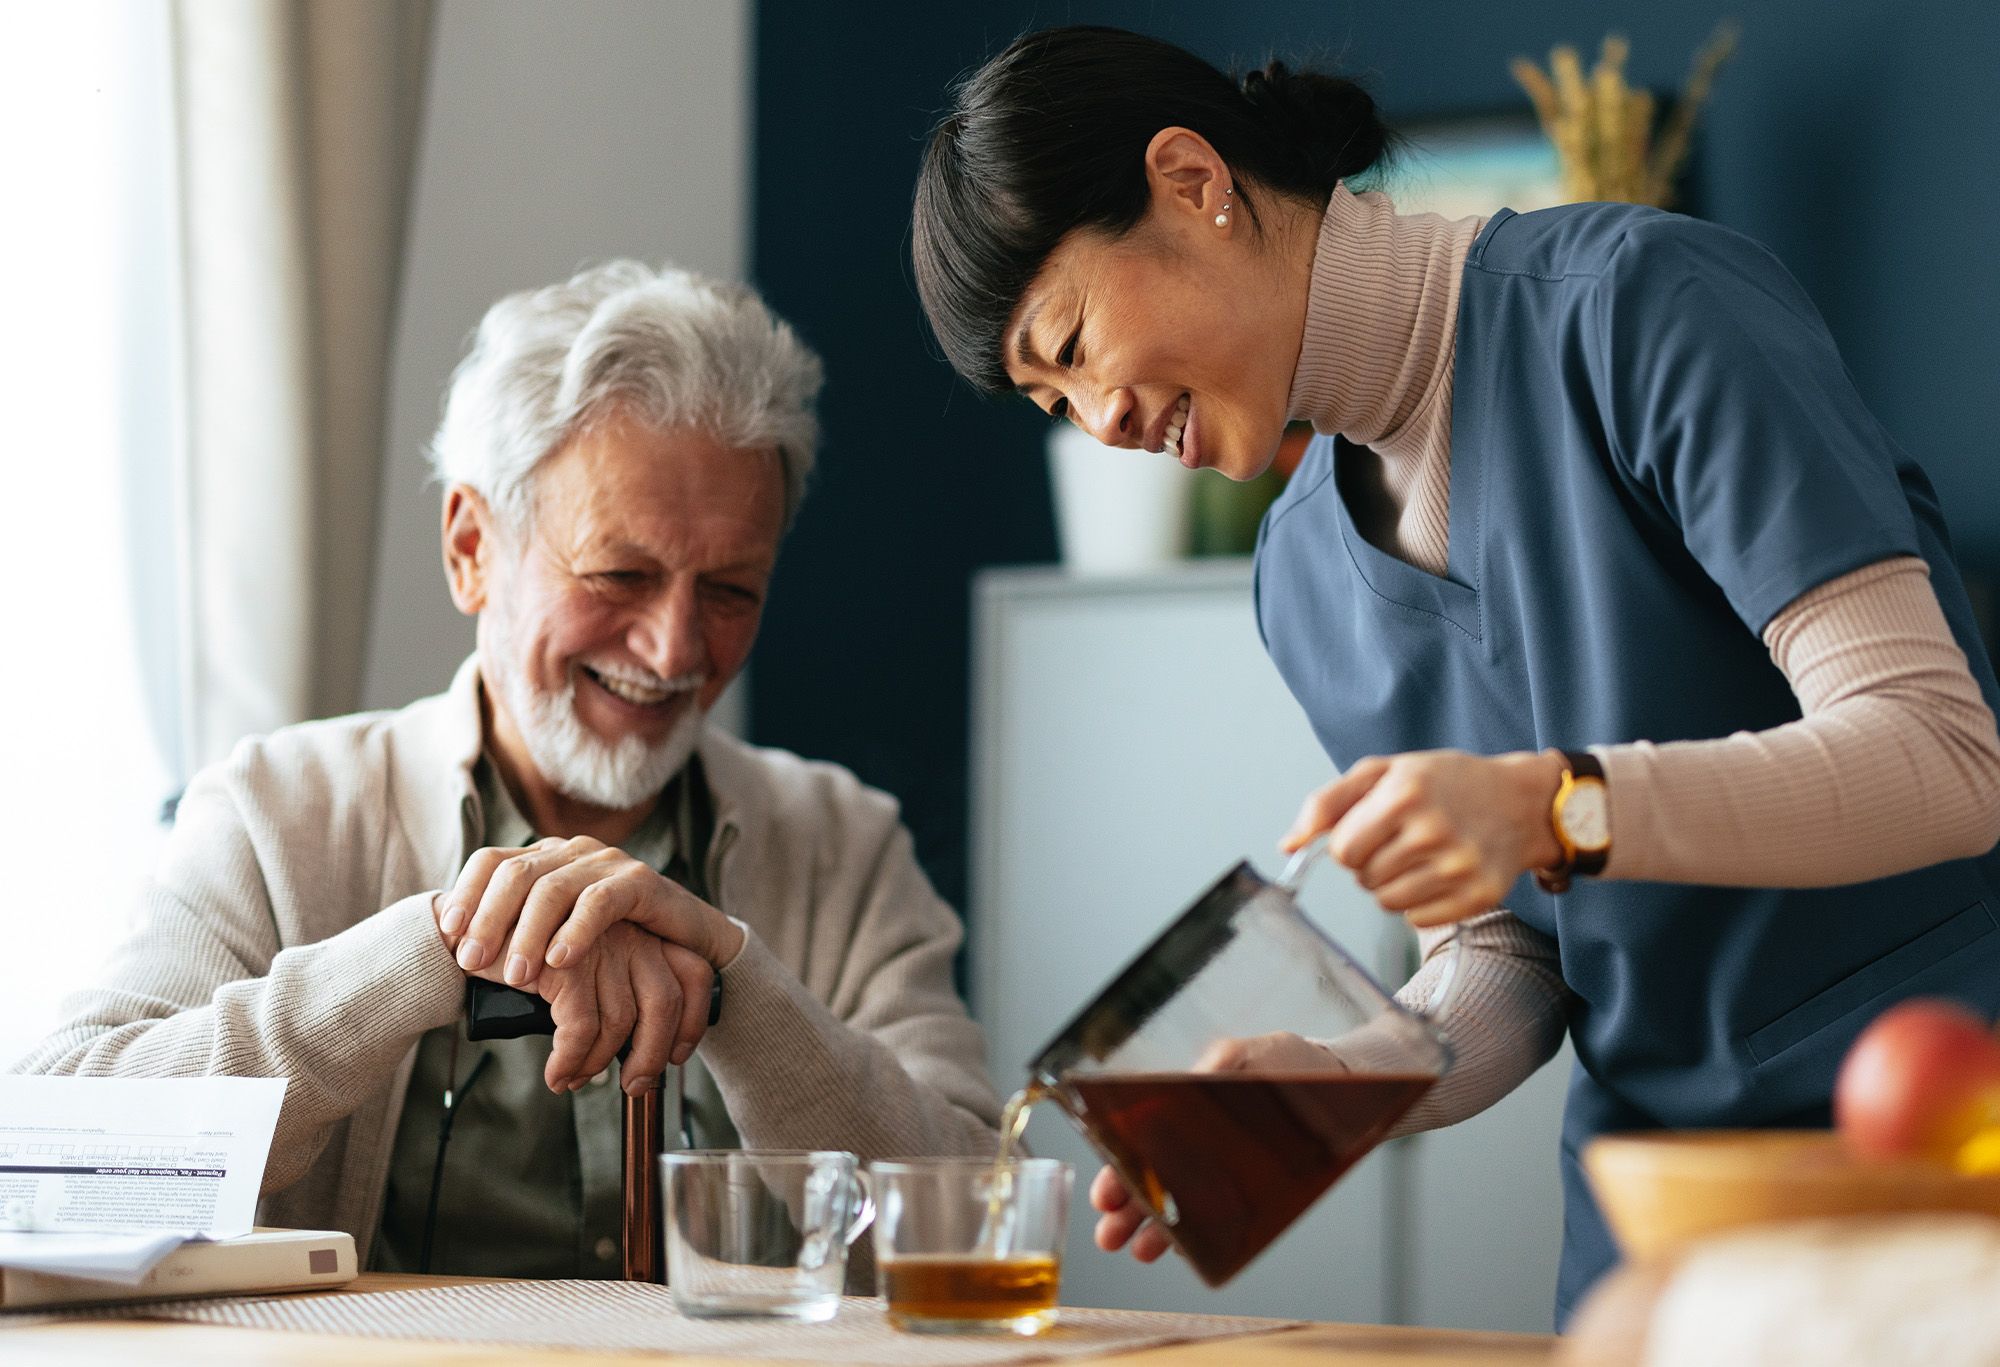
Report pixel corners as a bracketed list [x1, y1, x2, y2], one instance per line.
[1171, 393, 1201, 469]
[1000, 202, 1314, 484]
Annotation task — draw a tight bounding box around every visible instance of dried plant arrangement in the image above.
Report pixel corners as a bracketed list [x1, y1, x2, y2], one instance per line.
[1512, 21, 1740, 208]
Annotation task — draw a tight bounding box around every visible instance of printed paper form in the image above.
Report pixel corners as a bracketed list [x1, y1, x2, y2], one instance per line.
[0, 1076, 286, 1238]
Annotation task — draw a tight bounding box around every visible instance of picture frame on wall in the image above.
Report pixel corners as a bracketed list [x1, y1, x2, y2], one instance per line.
[1380, 112, 1566, 219]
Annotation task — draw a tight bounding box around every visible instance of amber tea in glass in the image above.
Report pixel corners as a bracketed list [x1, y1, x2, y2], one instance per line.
[878, 1252, 1061, 1323]
[869, 1158, 1073, 1335]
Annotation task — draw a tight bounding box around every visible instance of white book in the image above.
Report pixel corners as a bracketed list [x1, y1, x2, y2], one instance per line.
[0, 1227, 356, 1309]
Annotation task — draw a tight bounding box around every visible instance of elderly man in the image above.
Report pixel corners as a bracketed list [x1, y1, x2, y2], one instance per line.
[18, 261, 1003, 1276]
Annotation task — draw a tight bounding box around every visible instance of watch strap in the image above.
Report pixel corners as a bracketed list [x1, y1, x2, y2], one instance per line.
[1561, 748, 1605, 783]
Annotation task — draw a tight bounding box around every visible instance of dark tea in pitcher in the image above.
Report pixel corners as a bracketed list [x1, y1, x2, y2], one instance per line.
[1072, 1070, 1433, 1286]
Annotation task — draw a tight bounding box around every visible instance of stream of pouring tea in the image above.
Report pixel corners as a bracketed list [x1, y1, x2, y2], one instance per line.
[973, 1084, 1047, 1255]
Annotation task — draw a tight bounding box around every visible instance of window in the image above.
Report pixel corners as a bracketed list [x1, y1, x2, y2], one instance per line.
[0, 3, 181, 1063]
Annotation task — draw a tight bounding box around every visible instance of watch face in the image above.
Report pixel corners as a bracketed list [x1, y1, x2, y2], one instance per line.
[1561, 780, 1611, 852]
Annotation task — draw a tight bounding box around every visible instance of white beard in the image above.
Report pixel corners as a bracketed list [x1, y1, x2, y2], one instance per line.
[511, 671, 704, 810]
[483, 609, 705, 811]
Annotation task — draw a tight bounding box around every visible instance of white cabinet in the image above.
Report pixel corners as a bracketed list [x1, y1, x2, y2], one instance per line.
[968, 561, 1571, 1332]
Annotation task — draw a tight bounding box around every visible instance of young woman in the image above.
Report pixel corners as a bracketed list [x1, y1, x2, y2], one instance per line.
[911, 25, 2000, 1324]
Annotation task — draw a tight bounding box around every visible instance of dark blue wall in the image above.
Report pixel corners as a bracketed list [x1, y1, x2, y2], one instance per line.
[750, 0, 2000, 912]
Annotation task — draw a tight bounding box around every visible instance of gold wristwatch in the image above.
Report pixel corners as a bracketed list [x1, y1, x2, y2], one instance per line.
[1534, 749, 1610, 895]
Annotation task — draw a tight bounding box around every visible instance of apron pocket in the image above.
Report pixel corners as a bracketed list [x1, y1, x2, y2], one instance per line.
[1746, 900, 1997, 1065]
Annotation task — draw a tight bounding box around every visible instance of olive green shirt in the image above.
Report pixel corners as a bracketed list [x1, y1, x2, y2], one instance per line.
[372, 758, 736, 1277]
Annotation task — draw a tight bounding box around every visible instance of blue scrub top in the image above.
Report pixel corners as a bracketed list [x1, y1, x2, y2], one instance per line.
[1254, 203, 2000, 1326]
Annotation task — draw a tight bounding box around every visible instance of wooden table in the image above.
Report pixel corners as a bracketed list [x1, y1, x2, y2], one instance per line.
[6, 1274, 1558, 1366]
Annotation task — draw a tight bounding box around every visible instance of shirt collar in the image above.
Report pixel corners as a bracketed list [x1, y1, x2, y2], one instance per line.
[390, 653, 755, 885]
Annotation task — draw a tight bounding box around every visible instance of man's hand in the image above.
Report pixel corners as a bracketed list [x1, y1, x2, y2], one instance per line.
[454, 915, 714, 1092]
[436, 837, 745, 987]
[1280, 750, 1567, 928]
[1092, 1032, 1347, 1262]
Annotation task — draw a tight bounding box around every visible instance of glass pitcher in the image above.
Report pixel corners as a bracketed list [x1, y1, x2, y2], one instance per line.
[1025, 835, 1464, 1287]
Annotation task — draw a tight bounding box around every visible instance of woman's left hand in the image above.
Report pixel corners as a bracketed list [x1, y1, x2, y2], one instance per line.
[1283, 749, 1568, 928]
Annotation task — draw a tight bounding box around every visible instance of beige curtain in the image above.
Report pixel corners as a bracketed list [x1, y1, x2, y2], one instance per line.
[170, 0, 433, 768]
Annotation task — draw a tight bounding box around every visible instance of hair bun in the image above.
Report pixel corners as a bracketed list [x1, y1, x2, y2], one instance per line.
[1239, 61, 1389, 185]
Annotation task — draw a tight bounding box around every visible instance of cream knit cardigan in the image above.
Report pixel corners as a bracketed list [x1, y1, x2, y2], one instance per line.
[14, 659, 1004, 1254]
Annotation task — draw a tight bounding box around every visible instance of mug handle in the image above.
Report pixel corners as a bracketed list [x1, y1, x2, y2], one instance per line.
[843, 1170, 876, 1247]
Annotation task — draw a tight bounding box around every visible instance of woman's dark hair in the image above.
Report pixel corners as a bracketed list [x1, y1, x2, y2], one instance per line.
[913, 25, 1392, 393]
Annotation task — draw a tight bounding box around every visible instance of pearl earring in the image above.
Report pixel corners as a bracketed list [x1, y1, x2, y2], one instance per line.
[1215, 187, 1233, 229]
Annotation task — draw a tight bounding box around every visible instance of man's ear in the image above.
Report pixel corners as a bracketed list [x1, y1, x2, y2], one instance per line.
[1142, 126, 1233, 233]
[442, 484, 497, 616]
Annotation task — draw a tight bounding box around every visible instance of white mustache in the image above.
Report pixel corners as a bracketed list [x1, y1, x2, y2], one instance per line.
[579, 660, 706, 693]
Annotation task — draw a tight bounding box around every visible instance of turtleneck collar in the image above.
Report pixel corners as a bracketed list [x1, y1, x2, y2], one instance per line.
[1285, 183, 1486, 461]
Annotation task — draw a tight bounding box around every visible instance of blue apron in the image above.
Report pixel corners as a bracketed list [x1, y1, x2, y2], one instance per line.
[1254, 202, 2000, 1326]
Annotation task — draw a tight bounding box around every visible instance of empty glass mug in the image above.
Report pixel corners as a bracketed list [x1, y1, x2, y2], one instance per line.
[870, 1157, 1074, 1335]
[1026, 835, 1465, 1286]
[660, 1150, 874, 1320]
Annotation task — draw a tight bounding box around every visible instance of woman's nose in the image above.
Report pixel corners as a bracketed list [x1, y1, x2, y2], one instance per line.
[1073, 386, 1137, 449]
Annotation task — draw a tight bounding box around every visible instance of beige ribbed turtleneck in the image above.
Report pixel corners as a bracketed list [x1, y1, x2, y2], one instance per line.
[1284, 184, 1479, 576]
[1285, 186, 2000, 1133]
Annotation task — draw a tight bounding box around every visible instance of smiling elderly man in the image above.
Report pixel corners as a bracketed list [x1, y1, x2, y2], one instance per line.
[17, 262, 1003, 1276]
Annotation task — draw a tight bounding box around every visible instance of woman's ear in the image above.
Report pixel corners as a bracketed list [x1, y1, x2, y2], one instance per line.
[1143, 127, 1233, 232]
[442, 484, 495, 616]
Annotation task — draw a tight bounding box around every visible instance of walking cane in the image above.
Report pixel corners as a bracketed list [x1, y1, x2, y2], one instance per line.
[466, 977, 722, 1281]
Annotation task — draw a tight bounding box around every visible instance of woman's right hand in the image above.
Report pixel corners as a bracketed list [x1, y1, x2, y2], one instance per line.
[1281, 751, 1565, 928]
[1090, 1030, 1348, 1261]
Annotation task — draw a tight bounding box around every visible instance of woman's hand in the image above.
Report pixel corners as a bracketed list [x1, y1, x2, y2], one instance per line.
[435, 837, 745, 987]
[1092, 1031, 1347, 1262]
[1091, 1165, 1176, 1263]
[1282, 750, 1568, 928]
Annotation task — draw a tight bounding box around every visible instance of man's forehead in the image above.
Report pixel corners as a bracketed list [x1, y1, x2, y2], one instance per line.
[547, 421, 779, 497]
[555, 492, 778, 553]
[538, 457, 781, 560]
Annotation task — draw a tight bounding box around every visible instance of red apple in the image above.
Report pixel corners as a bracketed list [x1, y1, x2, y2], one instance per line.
[1834, 998, 2000, 1163]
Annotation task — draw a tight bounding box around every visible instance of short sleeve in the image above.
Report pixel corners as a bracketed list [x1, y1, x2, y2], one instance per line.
[1591, 218, 1923, 635]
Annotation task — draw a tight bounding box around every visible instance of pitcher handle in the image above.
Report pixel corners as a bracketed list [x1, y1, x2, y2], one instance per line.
[1276, 831, 1331, 897]
[1281, 829, 1468, 1029]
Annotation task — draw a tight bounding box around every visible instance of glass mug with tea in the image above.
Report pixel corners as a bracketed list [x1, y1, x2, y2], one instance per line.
[870, 1157, 1074, 1335]
[660, 1150, 874, 1320]
[1006, 834, 1465, 1287]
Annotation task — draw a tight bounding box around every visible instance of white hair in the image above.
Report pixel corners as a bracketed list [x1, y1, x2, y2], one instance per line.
[429, 260, 823, 529]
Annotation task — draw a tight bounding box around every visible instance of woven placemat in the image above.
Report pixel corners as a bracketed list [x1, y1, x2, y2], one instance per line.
[10, 1279, 1301, 1364]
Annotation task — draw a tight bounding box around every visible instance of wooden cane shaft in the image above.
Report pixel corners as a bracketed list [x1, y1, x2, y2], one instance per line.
[622, 1081, 665, 1282]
